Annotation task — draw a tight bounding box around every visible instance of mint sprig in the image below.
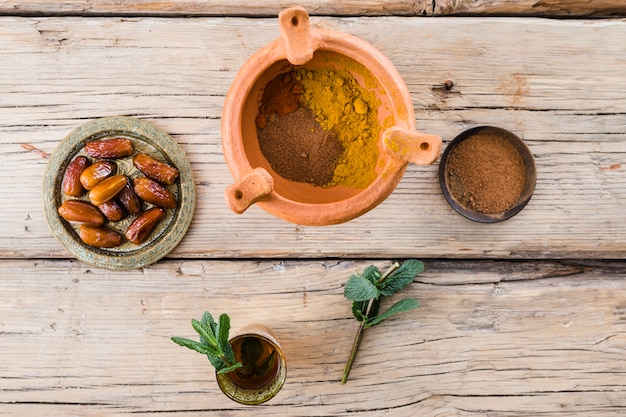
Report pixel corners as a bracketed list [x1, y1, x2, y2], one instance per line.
[171, 311, 243, 374]
[341, 260, 423, 384]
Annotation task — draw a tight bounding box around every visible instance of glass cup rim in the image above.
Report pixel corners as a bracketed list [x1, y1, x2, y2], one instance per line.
[215, 328, 287, 405]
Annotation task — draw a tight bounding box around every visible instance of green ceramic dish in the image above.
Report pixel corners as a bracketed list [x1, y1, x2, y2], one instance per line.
[43, 116, 196, 270]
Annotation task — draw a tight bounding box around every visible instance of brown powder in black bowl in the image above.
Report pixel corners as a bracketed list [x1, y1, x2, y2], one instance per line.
[440, 126, 536, 222]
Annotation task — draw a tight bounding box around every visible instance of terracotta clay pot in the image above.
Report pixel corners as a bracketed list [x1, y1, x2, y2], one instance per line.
[222, 6, 441, 226]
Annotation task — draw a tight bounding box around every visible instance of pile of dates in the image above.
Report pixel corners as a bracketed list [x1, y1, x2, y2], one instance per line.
[58, 136, 179, 248]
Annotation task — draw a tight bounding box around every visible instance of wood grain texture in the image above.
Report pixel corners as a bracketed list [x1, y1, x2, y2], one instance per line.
[0, 0, 625, 17]
[2, 16, 626, 259]
[3, 5, 624, 417]
[0, 259, 624, 416]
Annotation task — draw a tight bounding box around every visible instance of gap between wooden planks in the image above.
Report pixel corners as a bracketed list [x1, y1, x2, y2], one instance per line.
[0, 0, 625, 17]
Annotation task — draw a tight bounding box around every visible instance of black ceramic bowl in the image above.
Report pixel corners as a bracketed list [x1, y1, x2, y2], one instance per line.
[439, 126, 536, 223]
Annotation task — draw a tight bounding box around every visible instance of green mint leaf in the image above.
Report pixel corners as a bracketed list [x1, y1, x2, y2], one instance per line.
[379, 259, 424, 297]
[361, 265, 381, 284]
[192, 318, 218, 347]
[200, 311, 219, 346]
[217, 314, 230, 348]
[342, 261, 425, 384]
[207, 351, 228, 372]
[201, 311, 217, 331]
[171, 336, 219, 357]
[352, 298, 381, 322]
[344, 274, 380, 301]
[217, 362, 244, 375]
[173, 311, 243, 374]
[217, 314, 238, 366]
[351, 300, 366, 321]
[364, 298, 419, 328]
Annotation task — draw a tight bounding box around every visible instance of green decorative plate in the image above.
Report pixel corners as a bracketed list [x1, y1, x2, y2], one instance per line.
[43, 116, 196, 270]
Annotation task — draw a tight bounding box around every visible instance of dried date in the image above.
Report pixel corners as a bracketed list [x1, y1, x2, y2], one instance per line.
[78, 225, 123, 248]
[58, 200, 105, 227]
[56, 133, 183, 253]
[80, 161, 116, 190]
[62, 156, 90, 197]
[98, 199, 127, 222]
[89, 175, 127, 206]
[84, 137, 134, 159]
[134, 177, 177, 209]
[133, 154, 179, 185]
[125, 207, 166, 245]
[118, 178, 143, 215]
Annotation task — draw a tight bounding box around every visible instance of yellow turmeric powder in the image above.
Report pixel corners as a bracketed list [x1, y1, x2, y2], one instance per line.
[296, 57, 382, 189]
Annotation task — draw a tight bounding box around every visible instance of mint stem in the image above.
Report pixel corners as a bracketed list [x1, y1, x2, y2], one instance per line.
[220, 353, 235, 369]
[341, 262, 400, 384]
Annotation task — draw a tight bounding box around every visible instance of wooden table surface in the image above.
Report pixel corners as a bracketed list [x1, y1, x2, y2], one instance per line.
[1, 1, 625, 416]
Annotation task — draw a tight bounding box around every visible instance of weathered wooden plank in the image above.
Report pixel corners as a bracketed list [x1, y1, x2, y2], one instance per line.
[2, 16, 626, 259]
[0, 0, 624, 17]
[0, 259, 624, 416]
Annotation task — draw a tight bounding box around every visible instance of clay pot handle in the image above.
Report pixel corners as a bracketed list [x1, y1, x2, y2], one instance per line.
[279, 6, 315, 65]
[383, 126, 442, 165]
[224, 168, 274, 214]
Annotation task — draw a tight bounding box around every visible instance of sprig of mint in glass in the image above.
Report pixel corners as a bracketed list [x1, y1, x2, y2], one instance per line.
[171, 311, 243, 374]
[341, 259, 424, 384]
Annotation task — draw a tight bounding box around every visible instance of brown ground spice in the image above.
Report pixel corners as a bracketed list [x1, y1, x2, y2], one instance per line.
[446, 133, 526, 214]
[257, 107, 344, 186]
[256, 70, 344, 186]
[255, 71, 303, 126]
